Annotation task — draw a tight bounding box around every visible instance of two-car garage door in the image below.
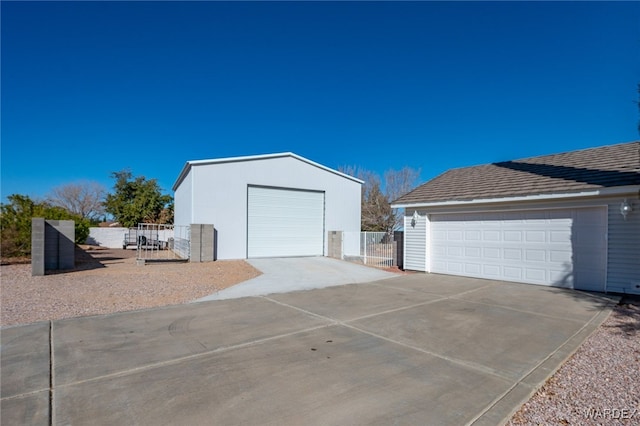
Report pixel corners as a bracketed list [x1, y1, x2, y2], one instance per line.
[247, 186, 325, 258]
[429, 208, 607, 291]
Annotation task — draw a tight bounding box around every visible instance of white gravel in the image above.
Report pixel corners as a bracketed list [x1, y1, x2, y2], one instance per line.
[0, 247, 260, 327]
[508, 300, 640, 425]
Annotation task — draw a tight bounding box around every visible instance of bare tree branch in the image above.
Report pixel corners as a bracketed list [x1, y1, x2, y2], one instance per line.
[385, 167, 421, 231]
[340, 165, 420, 233]
[48, 181, 106, 220]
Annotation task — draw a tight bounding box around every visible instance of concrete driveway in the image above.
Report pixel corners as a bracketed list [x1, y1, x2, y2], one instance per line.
[197, 257, 398, 301]
[1, 273, 616, 425]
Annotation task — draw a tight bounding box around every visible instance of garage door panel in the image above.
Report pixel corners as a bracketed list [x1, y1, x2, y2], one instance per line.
[525, 268, 547, 283]
[447, 245, 464, 256]
[448, 231, 463, 241]
[525, 231, 546, 243]
[525, 249, 546, 262]
[576, 230, 603, 246]
[504, 249, 522, 260]
[504, 231, 522, 242]
[430, 208, 606, 291]
[550, 230, 571, 243]
[550, 250, 571, 263]
[432, 230, 446, 241]
[483, 248, 501, 259]
[247, 186, 324, 258]
[465, 247, 482, 257]
[465, 263, 482, 274]
[483, 231, 501, 241]
[465, 230, 481, 240]
[504, 267, 522, 280]
[550, 268, 572, 285]
[483, 265, 501, 276]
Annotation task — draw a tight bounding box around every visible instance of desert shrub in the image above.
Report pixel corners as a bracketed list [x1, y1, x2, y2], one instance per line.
[0, 194, 89, 258]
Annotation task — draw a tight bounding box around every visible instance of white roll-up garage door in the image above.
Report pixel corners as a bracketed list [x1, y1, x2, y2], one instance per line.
[247, 186, 325, 258]
[430, 207, 606, 291]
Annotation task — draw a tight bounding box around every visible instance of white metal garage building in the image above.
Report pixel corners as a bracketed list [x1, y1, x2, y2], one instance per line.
[173, 153, 362, 260]
[392, 141, 640, 295]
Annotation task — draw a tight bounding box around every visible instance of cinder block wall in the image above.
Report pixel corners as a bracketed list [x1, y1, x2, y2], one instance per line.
[32, 218, 75, 276]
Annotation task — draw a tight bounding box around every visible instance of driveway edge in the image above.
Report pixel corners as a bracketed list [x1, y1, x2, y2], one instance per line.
[470, 297, 619, 426]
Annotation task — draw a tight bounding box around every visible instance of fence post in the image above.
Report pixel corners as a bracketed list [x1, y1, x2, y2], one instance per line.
[363, 232, 367, 265]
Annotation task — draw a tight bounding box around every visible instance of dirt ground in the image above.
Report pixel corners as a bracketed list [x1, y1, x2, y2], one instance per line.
[0, 246, 261, 327]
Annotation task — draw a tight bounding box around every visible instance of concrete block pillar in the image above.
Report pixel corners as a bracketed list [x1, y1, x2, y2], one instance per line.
[200, 224, 215, 262]
[190, 224, 215, 262]
[32, 218, 46, 276]
[327, 231, 343, 259]
[190, 225, 202, 262]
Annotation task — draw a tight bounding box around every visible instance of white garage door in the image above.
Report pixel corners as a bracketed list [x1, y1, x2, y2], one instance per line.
[430, 208, 607, 291]
[247, 186, 325, 258]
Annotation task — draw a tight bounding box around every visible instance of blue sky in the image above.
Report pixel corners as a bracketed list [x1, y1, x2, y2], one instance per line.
[2, 1, 639, 201]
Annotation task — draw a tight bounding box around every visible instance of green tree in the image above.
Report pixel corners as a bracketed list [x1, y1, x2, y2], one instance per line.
[0, 194, 91, 258]
[103, 170, 173, 228]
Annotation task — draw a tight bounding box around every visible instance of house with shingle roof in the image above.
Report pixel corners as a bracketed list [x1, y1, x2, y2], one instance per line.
[392, 141, 640, 295]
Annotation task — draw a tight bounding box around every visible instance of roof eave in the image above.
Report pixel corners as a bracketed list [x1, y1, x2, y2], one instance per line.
[172, 152, 363, 191]
[391, 185, 640, 209]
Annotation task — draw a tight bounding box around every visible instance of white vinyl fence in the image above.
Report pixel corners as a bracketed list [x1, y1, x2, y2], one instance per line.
[172, 225, 191, 260]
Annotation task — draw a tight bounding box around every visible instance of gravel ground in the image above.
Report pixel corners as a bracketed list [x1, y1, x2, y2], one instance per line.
[508, 299, 640, 425]
[2, 248, 639, 424]
[0, 247, 261, 327]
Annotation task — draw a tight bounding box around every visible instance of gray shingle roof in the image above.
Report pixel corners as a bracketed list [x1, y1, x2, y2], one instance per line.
[393, 141, 640, 205]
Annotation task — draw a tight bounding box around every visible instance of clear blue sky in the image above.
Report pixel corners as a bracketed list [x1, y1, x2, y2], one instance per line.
[2, 1, 639, 201]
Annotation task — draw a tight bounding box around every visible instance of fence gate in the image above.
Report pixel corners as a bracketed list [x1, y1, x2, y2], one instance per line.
[342, 231, 398, 268]
[134, 223, 189, 262]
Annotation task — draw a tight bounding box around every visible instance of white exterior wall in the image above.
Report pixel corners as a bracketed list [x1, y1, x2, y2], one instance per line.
[174, 155, 361, 260]
[174, 168, 193, 228]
